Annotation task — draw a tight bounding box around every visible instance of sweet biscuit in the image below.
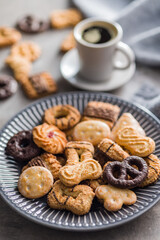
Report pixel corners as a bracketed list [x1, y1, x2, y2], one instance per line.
[50, 8, 82, 29]
[95, 138, 129, 166]
[61, 32, 76, 52]
[47, 180, 95, 215]
[111, 113, 146, 141]
[18, 166, 53, 199]
[21, 72, 57, 99]
[72, 120, 111, 146]
[33, 123, 67, 154]
[22, 153, 63, 180]
[115, 126, 155, 157]
[44, 104, 81, 131]
[139, 154, 160, 187]
[0, 27, 21, 47]
[85, 178, 106, 192]
[95, 185, 137, 211]
[10, 42, 41, 62]
[82, 101, 120, 128]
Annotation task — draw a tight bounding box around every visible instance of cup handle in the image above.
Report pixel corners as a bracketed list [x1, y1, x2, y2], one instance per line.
[114, 42, 135, 70]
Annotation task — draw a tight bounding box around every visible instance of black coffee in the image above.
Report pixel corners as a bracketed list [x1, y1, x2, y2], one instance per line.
[82, 26, 112, 44]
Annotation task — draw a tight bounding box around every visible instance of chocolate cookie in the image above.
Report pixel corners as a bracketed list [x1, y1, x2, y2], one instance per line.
[17, 15, 49, 33]
[0, 74, 18, 100]
[6, 130, 41, 162]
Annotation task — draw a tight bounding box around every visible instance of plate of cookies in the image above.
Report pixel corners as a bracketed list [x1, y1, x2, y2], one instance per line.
[0, 92, 160, 231]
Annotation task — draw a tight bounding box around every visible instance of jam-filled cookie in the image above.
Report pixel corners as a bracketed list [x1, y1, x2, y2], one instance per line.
[72, 120, 111, 146]
[82, 101, 120, 129]
[33, 123, 67, 154]
[44, 104, 81, 131]
[6, 130, 41, 162]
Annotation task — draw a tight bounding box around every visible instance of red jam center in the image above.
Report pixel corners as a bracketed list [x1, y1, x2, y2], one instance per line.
[47, 131, 54, 138]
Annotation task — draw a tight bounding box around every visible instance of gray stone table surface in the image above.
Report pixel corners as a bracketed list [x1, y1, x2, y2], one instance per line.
[0, 0, 160, 239]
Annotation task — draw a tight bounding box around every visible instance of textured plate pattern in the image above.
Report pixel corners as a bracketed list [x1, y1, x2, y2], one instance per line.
[0, 92, 160, 231]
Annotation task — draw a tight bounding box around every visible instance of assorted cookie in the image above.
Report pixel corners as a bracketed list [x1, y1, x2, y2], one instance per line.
[0, 27, 21, 48]
[0, 74, 18, 100]
[60, 31, 76, 52]
[5, 101, 160, 216]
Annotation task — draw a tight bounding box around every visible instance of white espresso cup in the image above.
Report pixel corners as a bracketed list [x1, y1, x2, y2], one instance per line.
[74, 18, 134, 82]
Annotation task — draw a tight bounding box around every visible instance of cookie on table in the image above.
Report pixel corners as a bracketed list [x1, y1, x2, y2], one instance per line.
[17, 15, 49, 33]
[0, 27, 21, 48]
[0, 74, 18, 100]
[21, 72, 57, 99]
[18, 166, 53, 199]
[47, 180, 95, 215]
[61, 32, 76, 52]
[50, 8, 82, 29]
[22, 153, 63, 180]
[82, 101, 120, 129]
[6, 130, 41, 162]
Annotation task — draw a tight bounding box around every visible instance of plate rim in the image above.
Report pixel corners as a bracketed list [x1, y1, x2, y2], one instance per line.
[0, 91, 160, 232]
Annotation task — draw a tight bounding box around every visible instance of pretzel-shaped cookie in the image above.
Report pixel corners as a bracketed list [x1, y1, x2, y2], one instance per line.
[116, 126, 155, 157]
[95, 185, 137, 211]
[103, 156, 148, 188]
[47, 180, 95, 215]
[59, 141, 102, 186]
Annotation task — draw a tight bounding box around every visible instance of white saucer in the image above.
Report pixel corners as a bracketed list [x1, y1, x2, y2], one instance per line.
[60, 47, 136, 91]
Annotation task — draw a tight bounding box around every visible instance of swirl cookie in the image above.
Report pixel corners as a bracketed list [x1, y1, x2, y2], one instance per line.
[95, 185, 137, 211]
[33, 123, 67, 154]
[6, 130, 41, 162]
[50, 8, 82, 29]
[111, 113, 146, 141]
[44, 104, 81, 131]
[82, 101, 120, 129]
[95, 138, 129, 166]
[0, 27, 21, 47]
[18, 166, 53, 199]
[21, 72, 57, 99]
[22, 153, 63, 180]
[61, 32, 76, 52]
[139, 154, 160, 187]
[115, 126, 155, 157]
[47, 180, 95, 215]
[72, 120, 111, 146]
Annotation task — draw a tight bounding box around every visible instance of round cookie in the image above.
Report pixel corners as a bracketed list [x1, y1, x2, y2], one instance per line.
[44, 104, 81, 131]
[6, 130, 41, 162]
[0, 74, 17, 100]
[18, 166, 53, 199]
[72, 120, 111, 146]
[17, 15, 49, 33]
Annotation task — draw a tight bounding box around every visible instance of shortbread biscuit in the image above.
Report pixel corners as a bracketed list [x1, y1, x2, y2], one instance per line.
[18, 166, 53, 199]
[115, 126, 155, 157]
[95, 185, 137, 211]
[61, 32, 76, 52]
[83, 101, 120, 129]
[10, 42, 41, 62]
[22, 153, 63, 180]
[50, 8, 82, 29]
[47, 180, 95, 215]
[0, 27, 21, 47]
[139, 154, 160, 187]
[95, 138, 129, 166]
[72, 120, 111, 146]
[44, 104, 81, 131]
[33, 123, 67, 154]
[21, 72, 57, 99]
[5, 55, 31, 83]
[111, 113, 146, 141]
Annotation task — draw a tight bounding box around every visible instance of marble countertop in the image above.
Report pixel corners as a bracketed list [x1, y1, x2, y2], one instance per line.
[0, 0, 160, 239]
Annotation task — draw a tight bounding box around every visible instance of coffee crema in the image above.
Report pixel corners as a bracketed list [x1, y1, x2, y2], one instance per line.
[82, 26, 112, 44]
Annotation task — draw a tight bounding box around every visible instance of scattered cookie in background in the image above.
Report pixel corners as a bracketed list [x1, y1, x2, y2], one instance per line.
[0, 74, 18, 100]
[21, 72, 57, 99]
[61, 31, 76, 52]
[50, 8, 82, 29]
[17, 15, 50, 33]
[0, 27, 21, 48]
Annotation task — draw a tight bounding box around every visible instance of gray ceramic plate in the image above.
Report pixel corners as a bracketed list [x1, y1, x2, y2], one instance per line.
[0, 92, 160, 231]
